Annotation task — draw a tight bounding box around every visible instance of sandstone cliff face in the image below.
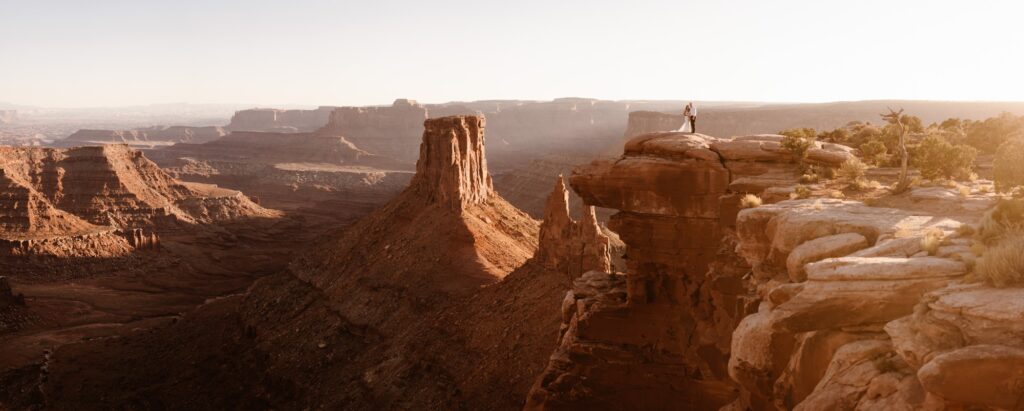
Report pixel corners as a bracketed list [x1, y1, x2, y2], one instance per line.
[526, 132, 853, 410]
[410, 116, 492, 210]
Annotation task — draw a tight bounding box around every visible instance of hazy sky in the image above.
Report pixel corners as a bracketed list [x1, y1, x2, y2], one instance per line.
[2, 0, 1023, 107]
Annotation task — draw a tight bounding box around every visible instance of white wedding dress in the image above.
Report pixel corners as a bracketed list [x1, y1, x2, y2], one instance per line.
[677, 117, 692, 133]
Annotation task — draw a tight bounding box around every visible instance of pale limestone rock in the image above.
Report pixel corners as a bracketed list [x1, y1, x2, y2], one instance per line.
[805, 257, 966, 282]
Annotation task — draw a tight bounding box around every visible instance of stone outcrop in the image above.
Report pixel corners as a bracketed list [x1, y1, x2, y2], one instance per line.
[409, 116, 493, 210]
[225, 106, 336, 132]
[723, 192, 1024, 410]
[527, 132, 852, 410]
[535, 175, 611, 278]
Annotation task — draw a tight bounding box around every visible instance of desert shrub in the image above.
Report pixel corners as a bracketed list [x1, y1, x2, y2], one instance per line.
[818, 128, 849, 143]
[957, 185, 971, 198]
[859, 140, 888, 165]
[911, 135, 978, 180]
[973, 233, 1024, 287]
[780, 128, 817, 159]
[978, 198, 1024, 244]
[739, 194, 763, 209]
[790, 185, 812, 200]
[920, 228, 944, 256]
[807, 164, 836, 179]
[837, 158, 868, 182]
[849, 125, 883, 148]
[954, 223, 976, 238]
[993, 138, 1024, 193]
[965, 112, 1024, 154]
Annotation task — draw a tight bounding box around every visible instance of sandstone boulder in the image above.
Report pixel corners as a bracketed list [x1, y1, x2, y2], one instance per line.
[786, 233, 869, 282]
[916, 344, 1024, 409]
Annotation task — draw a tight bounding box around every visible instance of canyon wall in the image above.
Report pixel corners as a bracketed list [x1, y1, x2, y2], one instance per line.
[225, 106, 336, 132]
[526, 132, 854, 410]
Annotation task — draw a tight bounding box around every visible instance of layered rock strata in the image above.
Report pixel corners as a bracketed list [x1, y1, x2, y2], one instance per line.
[725, 191, 1024, 409]
[0, 145, 275, 257]
[526, 132, 853, 409]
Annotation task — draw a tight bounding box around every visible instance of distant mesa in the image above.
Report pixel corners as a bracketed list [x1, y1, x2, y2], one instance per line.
[225, 106, 338, 133]
[60, 125, 227, 146]
[0, 144, 277, 258]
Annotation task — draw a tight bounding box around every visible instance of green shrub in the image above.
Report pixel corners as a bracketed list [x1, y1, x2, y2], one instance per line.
[911, 135, 978, 180]
[837, 158, 868, 183]
[859, 140, 888, 165]
[780, 128, 817, 160]
[818, 128, 849, 143]
[978, 198, 1024, 245]
[739, 194, 763, 209]
[973, 233, 1024, 287]
[994, 138, 1024, 193]
[965, 112, 1024, 154]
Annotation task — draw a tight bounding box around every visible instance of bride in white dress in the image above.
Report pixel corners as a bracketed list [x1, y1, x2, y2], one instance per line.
[678, 104, 693, 132]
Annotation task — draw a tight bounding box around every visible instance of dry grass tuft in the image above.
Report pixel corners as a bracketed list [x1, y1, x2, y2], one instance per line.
[920, 228, 945, 256]
[790, 185, 812, 200]
[973, 234, 1024, 287]
[739, 194, 763, 209]
[978, 198, 1024, 244]
[957, 185, 971, 198]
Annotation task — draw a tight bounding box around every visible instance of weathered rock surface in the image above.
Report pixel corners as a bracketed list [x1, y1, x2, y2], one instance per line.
[724, 189, 1024, 410]
[534, 176, 611, 278]
[528, 131, 856, 410]
[785, 233, 869, 282]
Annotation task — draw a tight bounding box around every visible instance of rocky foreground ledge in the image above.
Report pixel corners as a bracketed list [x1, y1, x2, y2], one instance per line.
[525, 131, 1022, 410]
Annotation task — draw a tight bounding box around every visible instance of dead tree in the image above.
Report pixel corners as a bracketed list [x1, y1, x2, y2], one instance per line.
[882, 107, 911, 193]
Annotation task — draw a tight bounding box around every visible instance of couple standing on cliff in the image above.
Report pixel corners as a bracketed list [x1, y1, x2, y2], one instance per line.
[679, 102, 698, 133]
